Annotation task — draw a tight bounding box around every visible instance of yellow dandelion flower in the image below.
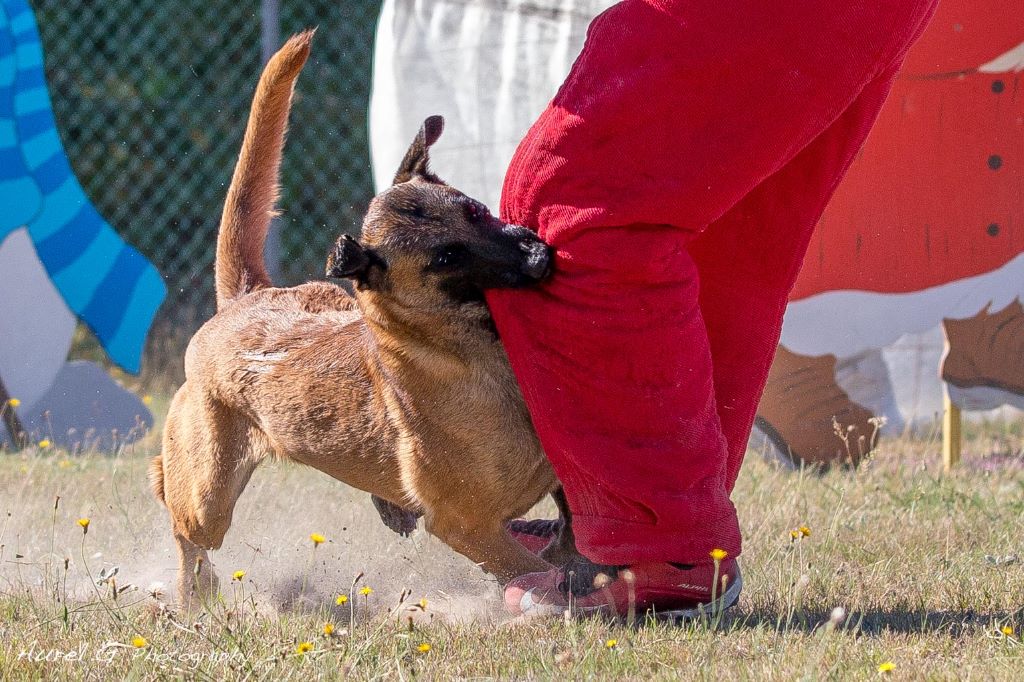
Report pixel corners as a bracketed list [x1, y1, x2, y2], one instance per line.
[605, 639, 618, 649]
[1001, 625, 1014, 637]
[232, 570, 246, 581]
[131, 635, 148, 648]
[417, 643, 431, 653]
[7, 398, 20, 407]
[878, 661, 895, 673]
[709, 548, 728, 561]
[335, 594, 348, 605]
[799, 525, 811, 537]
[323, 622, 335, 636]
[359, 586, 373, 596]
[77, 518, 90, 533]
[58, 459, 72, 469]
[38, 439, 51, 448]
[418, 598, 428, 610]
[142, 395, 154, 406]
[789, 529, 801, 541]
[296, 641, 313, 654]
[310, 532, 325, 547]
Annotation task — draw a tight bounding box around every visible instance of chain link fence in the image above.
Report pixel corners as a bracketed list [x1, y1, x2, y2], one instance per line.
[36, 0, 382, 380]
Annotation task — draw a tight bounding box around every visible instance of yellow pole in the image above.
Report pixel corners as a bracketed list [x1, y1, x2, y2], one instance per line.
[942, 389, 961, 471]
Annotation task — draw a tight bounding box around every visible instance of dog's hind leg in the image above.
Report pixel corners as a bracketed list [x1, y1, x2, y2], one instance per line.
[173, 530, 219, 609]
[169, 438, 259, 605]
[161, 389, 261, 605]
[424, 509, 553, 583]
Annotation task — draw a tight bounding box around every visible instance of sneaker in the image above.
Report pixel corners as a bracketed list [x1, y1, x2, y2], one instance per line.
[505, 559, 742, 621]
[506, 518, 560, 555]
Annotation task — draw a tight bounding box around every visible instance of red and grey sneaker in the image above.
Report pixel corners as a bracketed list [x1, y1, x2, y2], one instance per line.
[505, 518, 560, 555]
[505, 559, 742, 622]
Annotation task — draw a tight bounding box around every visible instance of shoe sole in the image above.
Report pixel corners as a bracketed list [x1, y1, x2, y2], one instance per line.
[656, 571, 743, 623]
[515, 569, 744, 623]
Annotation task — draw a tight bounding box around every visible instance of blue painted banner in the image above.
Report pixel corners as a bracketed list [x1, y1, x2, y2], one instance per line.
[0, 0, 166, 373]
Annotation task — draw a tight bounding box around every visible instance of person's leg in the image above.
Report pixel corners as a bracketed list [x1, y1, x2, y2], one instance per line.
[496, 67, 899, 563]
[689, 65, 910, 489]
[486, 0, 937, 608]
[498, 223, 736, 563]
[502, 69, 903, 550]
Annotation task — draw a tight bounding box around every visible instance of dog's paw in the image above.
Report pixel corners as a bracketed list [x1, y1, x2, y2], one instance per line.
[371, 495, 421, 537]
[558, 556, 623, 597]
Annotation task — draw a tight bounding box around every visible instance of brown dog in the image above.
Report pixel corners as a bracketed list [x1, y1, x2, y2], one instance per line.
[150, 32, 570, 600]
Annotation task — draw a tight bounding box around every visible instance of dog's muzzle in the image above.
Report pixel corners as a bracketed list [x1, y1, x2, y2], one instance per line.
[519, 239, 554, 281]
[495, 223, 554, 283]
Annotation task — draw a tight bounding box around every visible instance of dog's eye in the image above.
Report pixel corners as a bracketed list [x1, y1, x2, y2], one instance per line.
[430, 244, 469, 269]
[404, 203, 437, 221]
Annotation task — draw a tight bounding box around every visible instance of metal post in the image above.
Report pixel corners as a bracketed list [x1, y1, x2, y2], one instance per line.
[942, 388, 961, 472]
[261, 0, 283, 283]
[261, 0, 281, 65]
[0, 373, 26, 450]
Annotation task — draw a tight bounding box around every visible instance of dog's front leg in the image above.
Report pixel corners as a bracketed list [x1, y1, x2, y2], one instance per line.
[371, 495, 421, 537]
[539, 487, 582, 567]
[425, 510, 553, 583]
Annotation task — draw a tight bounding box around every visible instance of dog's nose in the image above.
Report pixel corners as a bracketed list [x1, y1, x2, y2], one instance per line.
[518, 240, 554, 280]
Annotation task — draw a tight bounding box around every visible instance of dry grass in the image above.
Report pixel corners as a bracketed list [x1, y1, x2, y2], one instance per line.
[1, 417, 1023, 680]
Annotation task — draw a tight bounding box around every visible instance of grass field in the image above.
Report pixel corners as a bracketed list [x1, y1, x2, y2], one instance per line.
[1, 416, 1023, 680]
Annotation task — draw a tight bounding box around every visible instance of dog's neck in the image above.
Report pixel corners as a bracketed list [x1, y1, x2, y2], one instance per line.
[355, 291, 502, 377]
[353, 288, 536, 464]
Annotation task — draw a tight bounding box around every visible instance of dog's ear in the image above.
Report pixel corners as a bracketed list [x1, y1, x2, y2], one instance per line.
[392, 115, 444, 185]
[326, 234, 384, 286]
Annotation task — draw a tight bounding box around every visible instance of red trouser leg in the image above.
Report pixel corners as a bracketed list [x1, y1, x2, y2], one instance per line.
[692, 67, 907, 492]
[487, 0, 937, 565]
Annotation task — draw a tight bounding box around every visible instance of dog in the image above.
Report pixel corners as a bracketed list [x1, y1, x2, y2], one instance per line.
[150, 31, 580, 601]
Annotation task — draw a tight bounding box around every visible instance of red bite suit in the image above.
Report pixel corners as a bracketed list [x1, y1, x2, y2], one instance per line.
[487, 0, 939, 564]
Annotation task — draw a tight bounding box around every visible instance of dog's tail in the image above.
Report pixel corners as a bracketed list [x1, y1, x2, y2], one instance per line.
[149, 455, 165, 505]
[215, 30, 314, 310]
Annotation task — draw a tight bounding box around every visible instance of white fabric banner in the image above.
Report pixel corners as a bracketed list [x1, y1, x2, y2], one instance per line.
[370, 0, 616, 204]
